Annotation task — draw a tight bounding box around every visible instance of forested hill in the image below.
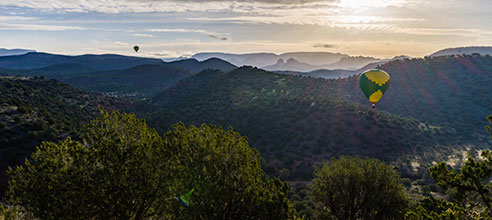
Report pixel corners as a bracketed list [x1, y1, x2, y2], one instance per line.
[61, 64, 194, 97]
[0, 52, 163, 70]
[0, 76, 129, 192]
[0, 55, 237, 98]
[137, 67, 463, 180]
[340, 54, 492, 142]
[167, 58, 237, 73]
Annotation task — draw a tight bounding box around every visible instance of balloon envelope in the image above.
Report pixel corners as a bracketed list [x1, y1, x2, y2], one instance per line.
[133, 46, 139, 52]
[359, 69, 390, 107]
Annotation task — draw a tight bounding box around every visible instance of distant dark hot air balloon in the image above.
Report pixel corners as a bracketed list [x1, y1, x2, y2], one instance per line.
[359, 69, 390, 109]
[133, 46, 139, 52]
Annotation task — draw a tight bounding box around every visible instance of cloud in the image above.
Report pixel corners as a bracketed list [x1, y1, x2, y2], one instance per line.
[393, 27, 492, 37]
[114, 41, 129, 46]
[146, 28, 210, 33]
[0, 0, 337, 14]
[0, 15, 36, 21]
[0, 23, 85, 31]
[0, 0, 421, 31]
[313, 43, 338, 48]
[133, 33, 154, 38]
[164, 0, 332, 3]
[152, 52, 169, 56]
[146, 28, 229, 40]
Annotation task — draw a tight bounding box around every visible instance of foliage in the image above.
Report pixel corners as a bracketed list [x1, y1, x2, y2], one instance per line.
[0, 76, 127, 194]
[348, 55, 492, 141]
[485, 115, 492, 139]
[404, 197, 469, 220]
[139, 67, 457, 180]
[63, 64, 193, 98]
[163, 122, 297, 219]
[310, 156, 409, 220]
[289, 184, 316, 219]
[6, 110, 171, 219]
[406, 115, 492, 219]
[0, 204, 35, 220]
[429, 150, 492, 218]
[6, 110, 296, 219]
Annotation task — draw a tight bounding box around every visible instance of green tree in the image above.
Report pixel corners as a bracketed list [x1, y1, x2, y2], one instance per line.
[163, 122, 297, 219]
[427, 115, 492, 218]
[485, 115, 492, 139]
[429, 151, 492, 218]
[6, 110, 297, 219]
[310, 156, 409, 220]
[7, 110, 173, 220]
[404, 196, 468, 220]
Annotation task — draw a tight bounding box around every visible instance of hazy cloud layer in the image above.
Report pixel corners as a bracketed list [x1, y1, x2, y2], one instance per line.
[133, 33, 154, 38]
[0, 0, 337, 13]
[0, 0, 491, 58]
[146, 28, 229, 40]
[0, 23, 85, 31]
[166, 0, 333, 3]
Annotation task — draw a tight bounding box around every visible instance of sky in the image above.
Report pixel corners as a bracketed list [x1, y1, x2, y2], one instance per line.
[0, 0, 491, 59]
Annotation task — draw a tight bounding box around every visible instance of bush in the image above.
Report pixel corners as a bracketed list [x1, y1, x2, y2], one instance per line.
[310, 156, 409, 220]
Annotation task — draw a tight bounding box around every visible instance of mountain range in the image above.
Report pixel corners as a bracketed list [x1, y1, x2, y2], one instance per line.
[261, 56, 379, 72]
[1, 47, 491, 183]
[192, 52, 381, 71]
[138, 53, 491, 180]
[0, 52, 163, 70]
[0, 53, 237, 97]
[275, 55, 412, 79]
[0, 48, 35, 57]
[430, 46, 492, 57]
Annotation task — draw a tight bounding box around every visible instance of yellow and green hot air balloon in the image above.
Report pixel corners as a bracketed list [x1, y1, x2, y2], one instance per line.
[359, 69, 390, 109]
[133, 45, 139, 52]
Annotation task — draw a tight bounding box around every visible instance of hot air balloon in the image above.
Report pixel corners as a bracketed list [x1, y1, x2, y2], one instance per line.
[359, 69, 390, 109]
[133, 45, 139, 52]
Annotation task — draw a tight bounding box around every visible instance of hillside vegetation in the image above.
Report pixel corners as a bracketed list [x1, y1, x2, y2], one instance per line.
[64, 64, 194, 97]
[0, 76, 128, 192]
[137, 67, 460, 180]
[341, 54, 492, 142]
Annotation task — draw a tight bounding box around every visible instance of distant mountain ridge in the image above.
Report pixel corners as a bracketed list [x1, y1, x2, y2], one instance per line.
[0, 52, 236, 73]
[274, 55, 411, 79]
[264, 58, 320, 72]
[0, 48, 36, 56]
[263, 56, 380, 72]
[0, 53, 237, 97]
[192, 52, 379, 71]
[430, 46, 492, 57]
[167, 57, 237, 73]
[0, 52, 164, 70]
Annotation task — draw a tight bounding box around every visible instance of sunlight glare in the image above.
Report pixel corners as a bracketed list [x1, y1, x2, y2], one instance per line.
[338, 0, 403, 9]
